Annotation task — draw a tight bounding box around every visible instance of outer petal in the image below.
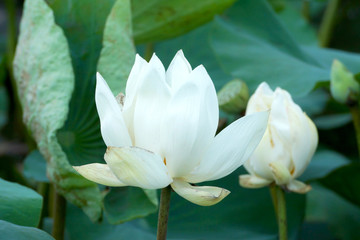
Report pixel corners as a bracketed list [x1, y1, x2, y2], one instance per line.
[166, 50, 192, 89]
[246, 82, 274, 115]
[95, 73, 132, 147]
[132, 55, 171, 154]
[171, 179, 229, 206]
[124, 54, 147, 102]
[239, 174, 272, 188]
[73, 163, 126, 187]
[291, 115, 318, 178]
[185, 111, 269, 183]
[287, 180, 311, 194]
[104, 147, 173, 189]
[161, 66, 218, 177]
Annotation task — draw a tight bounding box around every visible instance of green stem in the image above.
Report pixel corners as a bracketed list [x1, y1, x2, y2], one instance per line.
[318, 0, 340, 47]
[270, 185, 287, 240]
[301, 0, 310, 22]
[52, 190, 66, 240]
[157, 186, 171, 240]
[269, 184, 278, 218]
[37, 182, 49, 228]
[350, 106, 360, 159]
[144, 43, 154, 62]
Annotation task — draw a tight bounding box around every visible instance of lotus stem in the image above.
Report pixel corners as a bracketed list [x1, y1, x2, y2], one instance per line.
[52, 189, 66, 240]
[350, 106, 360, 159]
[157, 186, 172, 240]
[270, 185, 287, 240]
[318, 0, 340, 47]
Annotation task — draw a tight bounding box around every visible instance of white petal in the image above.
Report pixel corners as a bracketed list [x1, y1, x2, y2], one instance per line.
[104, 147, 173, 189]
[149, 53, 166, 78]
[171, 179, 230, 206]
[161, 67, 218, 177]
[291, 115, 318, 178]
[185, 111, 269, 183]
[166, 50, 192, 88]
[287, 180, 311, 194]
[125, 54, 147, 102]
[73, 163, 126, 187]
[95, 73, 132, 147]
[246, 82, 274, 115]
[239, 174, 272, 188]
[132, 58, 171, 154]
[161, 82, 202, 177]
[190, 65, 219, 135]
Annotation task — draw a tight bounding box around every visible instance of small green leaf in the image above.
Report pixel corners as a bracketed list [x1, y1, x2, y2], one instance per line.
[23, 150, 49, 183]
[104, 187, 158, 224]
[132, 0, 236, 43]
[0, 220, 54, 240]
[319, 163, 360, 208]
[0, 178, 42, 227]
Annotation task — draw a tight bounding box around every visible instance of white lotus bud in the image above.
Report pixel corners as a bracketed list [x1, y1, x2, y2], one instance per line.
[239, 82, 318, 193]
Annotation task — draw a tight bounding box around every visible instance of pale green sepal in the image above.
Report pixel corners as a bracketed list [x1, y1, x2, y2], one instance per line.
[239, 174, 272, 188]
[287, 180, 311, 194]
[171, 179, 230, 206]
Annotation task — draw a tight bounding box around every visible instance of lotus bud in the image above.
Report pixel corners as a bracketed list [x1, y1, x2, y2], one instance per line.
[218, 79, 249, 114]
[239, 82, 318, 194]
[330, 59, 360, 105]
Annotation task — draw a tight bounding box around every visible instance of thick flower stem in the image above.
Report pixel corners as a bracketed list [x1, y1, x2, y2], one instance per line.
[52, 190, 66, 240]
[270, 185, 287, 240]
[157, 186, 172, 240]
[350, 106, 360, 159]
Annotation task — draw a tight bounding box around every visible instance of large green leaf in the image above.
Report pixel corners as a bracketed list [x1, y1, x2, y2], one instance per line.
[46, 0, 156, 222]
[132, 0, 236, 44]
[46, 0, 116, 168]
[210, 0, 360, 97]
[276, 3, 318, 46]
[210, 0, 329, 97]
[300, 149, 349, 182]
[0, 178, 42, 227]
[152, 24, 232, 91]
[0, 220, 54, 240]
[303, 46, 360, 74]
[319, 163, 360, 208]
[23, 150, 49, 183]
[98, 0, 136, 94]
[104, 187, 158, 224]
[306, 183, 360, 240]
[13, 0, 102, 221]
[66, 169, 305, 240]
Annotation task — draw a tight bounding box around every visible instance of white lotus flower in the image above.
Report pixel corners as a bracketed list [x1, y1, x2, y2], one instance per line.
[74, 50, 268, 206]
[239, 82, 318, 193]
